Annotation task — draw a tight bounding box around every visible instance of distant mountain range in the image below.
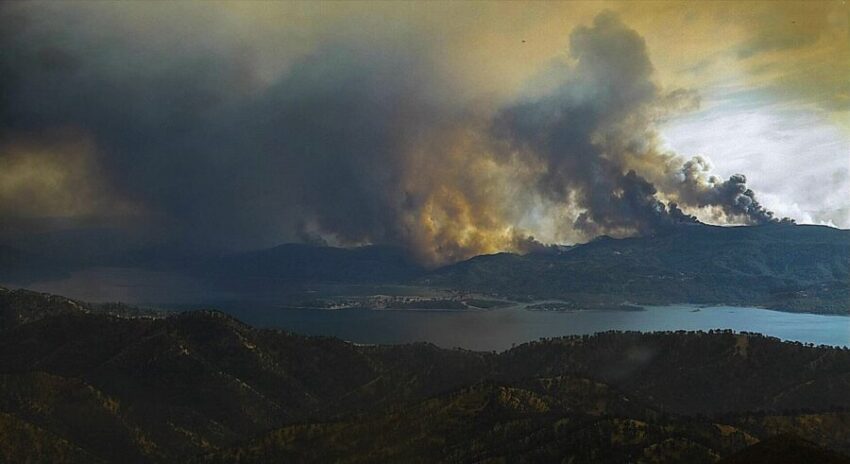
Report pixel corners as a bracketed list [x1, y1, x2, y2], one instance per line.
[425, 223, 850, 313]
[2, 287, 850, 463]
[2, 223, 848, 313]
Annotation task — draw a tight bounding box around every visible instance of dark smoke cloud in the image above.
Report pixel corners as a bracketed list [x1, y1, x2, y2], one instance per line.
[0, 3, 532, 264]
[574, 170, 699, 237]
[0, 3, 274, 248]
[494, 12, 784, 237]
[0, 4, 785, 265]
[677, 157, 786, 225]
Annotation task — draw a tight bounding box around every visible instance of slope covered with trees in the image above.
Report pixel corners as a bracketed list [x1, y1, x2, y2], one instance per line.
[424, 224, 850, 313]
[2, 288, 850, 462]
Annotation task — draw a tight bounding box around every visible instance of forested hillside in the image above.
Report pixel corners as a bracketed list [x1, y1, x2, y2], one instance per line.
[425, 224, 850, 313]
[2, 288, 850, 462]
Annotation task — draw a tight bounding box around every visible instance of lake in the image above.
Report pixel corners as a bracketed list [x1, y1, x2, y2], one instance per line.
[13, 267, 849, 352]
[216, 303, 850, 352]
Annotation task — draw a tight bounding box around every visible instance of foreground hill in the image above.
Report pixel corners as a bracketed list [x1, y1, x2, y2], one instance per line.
[2, 288, 850, 462]
[719, 435, 850, 464]
[425, 224, 850, 313]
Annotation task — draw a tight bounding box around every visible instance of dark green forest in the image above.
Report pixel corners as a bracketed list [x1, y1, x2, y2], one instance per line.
[2, 287, 850, 463]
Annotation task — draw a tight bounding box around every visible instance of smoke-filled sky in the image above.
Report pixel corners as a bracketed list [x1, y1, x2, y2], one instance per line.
[1, 1, 848, 265]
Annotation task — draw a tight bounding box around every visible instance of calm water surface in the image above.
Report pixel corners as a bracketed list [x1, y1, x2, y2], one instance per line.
[14, 267, 849, 352]
[217, 304, 850, 352]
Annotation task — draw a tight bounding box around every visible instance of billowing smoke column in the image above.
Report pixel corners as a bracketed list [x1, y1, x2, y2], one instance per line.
[0, 5, 786, 266]
[678, 157, 781, 224]
[494, 12, 784, 237]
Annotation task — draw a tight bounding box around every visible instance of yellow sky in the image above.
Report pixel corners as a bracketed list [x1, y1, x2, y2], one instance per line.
[212, 1, 848, 124]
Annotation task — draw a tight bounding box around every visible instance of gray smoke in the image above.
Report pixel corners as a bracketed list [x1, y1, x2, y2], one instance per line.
[493, 12, 785, 236]
[677, 157, 786, 225]
[0, 5, 788, 265]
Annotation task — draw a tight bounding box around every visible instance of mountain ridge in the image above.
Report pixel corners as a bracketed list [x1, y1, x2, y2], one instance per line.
[2, 223, 848, 313]
[424, 223, 850, 313]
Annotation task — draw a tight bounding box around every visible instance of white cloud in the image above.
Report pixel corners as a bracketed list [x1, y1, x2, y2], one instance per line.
[661, 89, 850, 228]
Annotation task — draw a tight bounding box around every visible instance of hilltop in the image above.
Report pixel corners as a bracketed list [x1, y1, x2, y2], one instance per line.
[425, 223, 850, 313]
[3, 289, 850, 462]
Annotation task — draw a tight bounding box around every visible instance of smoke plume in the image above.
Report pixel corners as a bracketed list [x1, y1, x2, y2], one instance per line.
[494, 12, 785, 239]
[0, 5, 787, 266]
